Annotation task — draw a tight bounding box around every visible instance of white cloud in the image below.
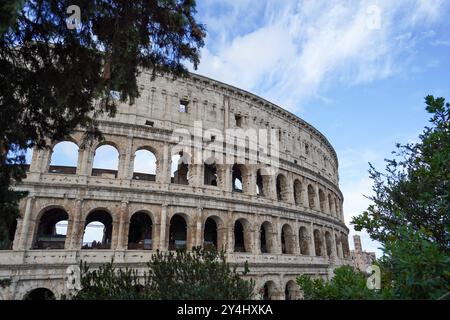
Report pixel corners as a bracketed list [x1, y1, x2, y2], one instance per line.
[195, 0, 448, 112]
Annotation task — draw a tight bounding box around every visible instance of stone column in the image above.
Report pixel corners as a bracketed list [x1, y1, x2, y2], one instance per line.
[314, 184, 320, 211]
[253, 221, 261, 254]
[68, 198, 83, 249]
[159, 204, 168, 251]
[331, 228, 338, 259]
[310, 222, 316, 256]
[273, 217, 282, 254]
[115, 201, 129, 250]
[293, 220, 300, 255]
[195, 207, 203, 248]
[245, 169, 256, 196]
[16, 196, 34, 250]
[160, 143, 170, 184]
[227, 210, 234, 252]
[285, 174, 295, 204]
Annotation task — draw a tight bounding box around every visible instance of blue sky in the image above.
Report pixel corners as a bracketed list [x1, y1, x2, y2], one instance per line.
[191, 0, 450, 256]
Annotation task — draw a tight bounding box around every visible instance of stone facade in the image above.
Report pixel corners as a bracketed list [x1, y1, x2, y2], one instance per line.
[350, 235, 376, 272]
[0, 72, 351, 300]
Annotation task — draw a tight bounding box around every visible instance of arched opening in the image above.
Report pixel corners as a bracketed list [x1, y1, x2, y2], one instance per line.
[33, 208, 68, 249]
[276, 174, 287, 201]
[82, 210, 113, 249]
[307, 185, 316, 209]
[232, 164, 243, 192]
[281, 224, 294, 254]
[204, 162, 218, 186]
[293, 179, 302, 205]
[171, 152, 189, 185]
[133, 149, 157, 181]
[24, 288, 55, 300]
[335, 234, 342, 258]
[256, 169, 264, 196]
[328, 194, 335, 216]
[260, 221, 274, 253]
[169, 214, 187, 250]
[49, 141, 79, 174]
[342, 234, 350, 258]
[262, 281, 277, 300]
[92, 144, 119, 178]
[319, 189, 326, 212]
[313, 229, 323, 256]
[335, 197, 340, 217]
[234, 219, 249, 253]
[203, 217, 218, 250]
[285, 281, 297, 300]
[299, 226, 310, 255]
[128, 212, 152, 250]
[325, 231, 332, 257]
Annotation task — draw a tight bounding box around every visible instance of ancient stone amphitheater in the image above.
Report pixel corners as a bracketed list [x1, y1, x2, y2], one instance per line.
[0, 72, 351, 300]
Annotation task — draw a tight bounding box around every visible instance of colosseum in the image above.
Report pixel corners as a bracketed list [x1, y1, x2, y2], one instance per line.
[0, 72, 351, 300]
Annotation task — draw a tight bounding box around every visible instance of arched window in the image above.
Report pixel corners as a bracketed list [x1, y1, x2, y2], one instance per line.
[24, 288, 55, 300]
[133, 149, 157, 181]
[293, 179, 302, 205]
[285, 281, 297, 300]
[319, 189, 326, 212]
[341, 234, 350, 258]
[308, 185, 316, 209]
[299, 226, 310, 255]
[49, 141, 79, 174]
[328, 194, 335, 216]
[92, 144, 119, 178]
[234, 219, 250, 253]
[256, 169, 264, 196]
[276, 174, 288, 201]
[232, 164, 244, 192]
[171, 152, 189, 185]
[169, 214, 187, 250]
[204, 162, 218, 186]
[313, 229, 323, 256]
[281, 224, 294, 254]
[203, 217, 218, 250]
[262, 281, 277, 300]
[82, 210, 113, 249]
[128, 212, 152, 250]
[325, 231, 332, 257]
[33, 208, 68, 249]
[260, 221, 274, 253]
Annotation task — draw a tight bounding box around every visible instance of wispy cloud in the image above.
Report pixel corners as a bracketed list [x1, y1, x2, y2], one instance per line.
[195, 0, 449, 112]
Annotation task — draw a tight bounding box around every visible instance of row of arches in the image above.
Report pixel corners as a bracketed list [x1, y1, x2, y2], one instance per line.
[28, 207, 350, 258]
[36, 141, 342, 219]
[20, 279, 299, 300]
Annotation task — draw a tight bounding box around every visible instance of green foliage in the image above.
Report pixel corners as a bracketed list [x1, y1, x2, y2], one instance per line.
[297, 266, 384, 300]
[351, 95, 450, 300]
[0, 0, 206, 246]
[75, 247, 255, 300]
[379, 225, 450, 300]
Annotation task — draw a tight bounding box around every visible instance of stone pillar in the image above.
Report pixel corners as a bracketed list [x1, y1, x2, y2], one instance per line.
[227, 210, 234, 252]
[119, 137, 133, 179]
[253, 221, 261, 254]
[160, 143, 170, 184]
[310, 222, 316, 256]
[159, 204, 168, 251]
[314, 184, 320, 211]
[195, 207, 203, 248]
[300, 180, 308, 208]
[331, 228, 338, 259]
[12, 218, 23, 250]
[116, 201, 129, 250]
[68, 198, 83, 249]
[273, 217, 282, 254]
[16, 196, 34, 250]
[285, 174, 295, 204]
[245, 169, 256, 196]
[293, 220, 300, 254]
